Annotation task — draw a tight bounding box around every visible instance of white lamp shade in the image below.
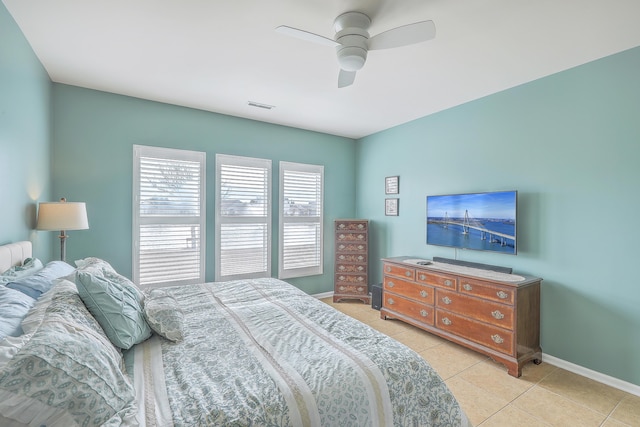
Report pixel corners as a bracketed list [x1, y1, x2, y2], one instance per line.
[36, 201, 89, 231]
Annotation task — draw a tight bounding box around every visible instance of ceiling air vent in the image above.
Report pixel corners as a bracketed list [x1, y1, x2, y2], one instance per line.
[248, 101, 275, 110]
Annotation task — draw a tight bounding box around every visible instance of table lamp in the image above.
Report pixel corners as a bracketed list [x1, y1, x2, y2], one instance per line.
[36, 198, 89, 262]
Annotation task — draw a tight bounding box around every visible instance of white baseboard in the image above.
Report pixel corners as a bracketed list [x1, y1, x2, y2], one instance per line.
[541, 354, 640, 397]
[312, 291, 334, 299]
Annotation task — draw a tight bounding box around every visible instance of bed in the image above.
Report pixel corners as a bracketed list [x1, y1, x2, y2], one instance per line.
[0, 241, 470, 426]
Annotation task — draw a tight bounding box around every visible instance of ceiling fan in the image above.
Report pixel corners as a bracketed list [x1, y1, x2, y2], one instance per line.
[276, 11, 436, 88]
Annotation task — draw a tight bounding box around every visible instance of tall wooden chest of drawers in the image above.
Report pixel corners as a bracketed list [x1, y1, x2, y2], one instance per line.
[333, 219, 369, 304]
[381, 256, 541, 377]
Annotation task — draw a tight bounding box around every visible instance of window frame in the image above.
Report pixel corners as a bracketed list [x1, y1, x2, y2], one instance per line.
[132, 145, 206, 288]
[278, 161, 324, 279]
[215, 154, 272, 281]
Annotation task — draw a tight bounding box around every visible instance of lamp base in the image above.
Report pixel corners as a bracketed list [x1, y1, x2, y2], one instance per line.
[58, 231, 68, 262]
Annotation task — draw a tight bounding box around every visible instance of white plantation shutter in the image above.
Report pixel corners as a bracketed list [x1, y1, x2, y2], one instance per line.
[215, 154, 271, 281]
[133, 145, 205, 287]
[279, 162, 324, 279]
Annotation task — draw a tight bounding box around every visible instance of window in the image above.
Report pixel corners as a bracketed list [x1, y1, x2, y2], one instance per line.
[278, 161, 324, 279]
[133, 145, 205, 287]
[215, 154, 271, 281]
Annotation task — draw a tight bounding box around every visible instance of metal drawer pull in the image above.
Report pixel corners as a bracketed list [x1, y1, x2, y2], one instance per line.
[442, 296, 452, 305]
[419, 274, 426, 280]
[420, 309, 428, 317]
[387, 298, 395, 305]
[496, 291, 509, 299]
[444, 279, 453, 287]
[419, 290, 428, 298]
[386, 266, 391, 272]
[491, 310, 505, 320]
[491, 334, 504, 344]
[387, 281, 395, 288]
[442, 317, 452, 326]
[405, 271, 412, 277]
[463, 284, 473, 291]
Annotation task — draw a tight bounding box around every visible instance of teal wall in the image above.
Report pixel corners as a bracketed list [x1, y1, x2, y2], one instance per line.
[51, 85, 356, 294]
[355, 47, 640, 386]
[0, 2, 52, 259]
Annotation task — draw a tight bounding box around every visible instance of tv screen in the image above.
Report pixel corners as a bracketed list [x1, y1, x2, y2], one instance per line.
[426, 190, 517, 255]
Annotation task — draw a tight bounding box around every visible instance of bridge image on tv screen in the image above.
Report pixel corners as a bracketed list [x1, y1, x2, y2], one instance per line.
[426, 191, 517, 255]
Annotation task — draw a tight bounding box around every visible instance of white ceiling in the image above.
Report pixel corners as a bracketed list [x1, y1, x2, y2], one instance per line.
[4, 0, 640, 139]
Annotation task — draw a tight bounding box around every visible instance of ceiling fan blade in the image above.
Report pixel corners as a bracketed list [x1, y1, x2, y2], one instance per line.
[275, 25, 339, 47]
[368, 20, 436, 50]
[338, 69, 356, 88]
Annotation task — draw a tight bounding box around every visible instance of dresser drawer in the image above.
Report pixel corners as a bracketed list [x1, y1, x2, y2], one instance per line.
[384, 293, 434, 325]
[335, 284, 368, 296]
[336, 263, 367, 274]
[436, 310, 514, 355]
[436, 289, 514, 329]
[416, 270, 457, 290]
[335, 220, 368, 231]
[336, 242, 368, 254]
[384, 276, 434, 305]
[335, 273, 367, 286]
[336, 232, 367, 243]
[383, 263, 415, 281]
[336, 253, 367, 264]
[459, 278, 514, 305]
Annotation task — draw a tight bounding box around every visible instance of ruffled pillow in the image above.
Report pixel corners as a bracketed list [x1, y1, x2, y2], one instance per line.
[76, 271, 151, 349]
[73, 257, 145, 302]
[144, 289, 185, 342]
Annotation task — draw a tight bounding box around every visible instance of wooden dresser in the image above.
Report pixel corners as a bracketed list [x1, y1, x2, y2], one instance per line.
[333, 219, 369, 304]
[381, 256, 541, 377]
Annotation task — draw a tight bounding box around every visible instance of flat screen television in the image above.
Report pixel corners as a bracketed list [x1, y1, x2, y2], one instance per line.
[426, 190, 517, 255]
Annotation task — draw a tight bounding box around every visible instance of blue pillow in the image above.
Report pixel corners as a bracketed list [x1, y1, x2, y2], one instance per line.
[6, 261, 75, 299]
[0, 286, 36, 339]
[0, 258, 44, 285]
[76, 271, 151, 349]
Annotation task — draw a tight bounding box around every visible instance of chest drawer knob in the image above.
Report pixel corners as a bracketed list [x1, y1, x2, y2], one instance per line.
[496, 291, 509, 299]
[441, 296, 452, 305]
[420, 309, 428, 317]
[405, 271, 412, 277]
[419, 274, 426, 280]
[442, 317, 452, 326]
[387, 298, 395, 305]
[491, 310, 505, 320]
[419, 290, 428, 298]
[444, 279, 453, 287]
[491, 334, 504, 344]
[463, 283, 473, 291]
[386, 266, 391, 272]
[387, 281, 395, 288]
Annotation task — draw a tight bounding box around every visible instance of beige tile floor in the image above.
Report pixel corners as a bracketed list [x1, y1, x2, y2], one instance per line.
[322, 299, 640, 427]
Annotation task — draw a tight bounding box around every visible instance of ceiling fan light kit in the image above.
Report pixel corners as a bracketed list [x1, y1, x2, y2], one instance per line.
[276, 10, 436, 87]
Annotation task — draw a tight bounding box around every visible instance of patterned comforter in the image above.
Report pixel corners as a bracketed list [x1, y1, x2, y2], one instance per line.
[125, 278, 470, 426]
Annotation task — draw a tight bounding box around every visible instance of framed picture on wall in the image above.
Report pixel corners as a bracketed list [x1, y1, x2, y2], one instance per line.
[385, 176, 399, 194]
[385, 198, 399, 216]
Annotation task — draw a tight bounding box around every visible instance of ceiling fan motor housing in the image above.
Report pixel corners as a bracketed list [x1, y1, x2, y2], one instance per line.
[335, 30, 368, 71]
[334, 12, 371, 72]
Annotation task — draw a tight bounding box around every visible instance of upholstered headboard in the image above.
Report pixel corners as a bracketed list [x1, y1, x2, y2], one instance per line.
[0, 241, 33, 273]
